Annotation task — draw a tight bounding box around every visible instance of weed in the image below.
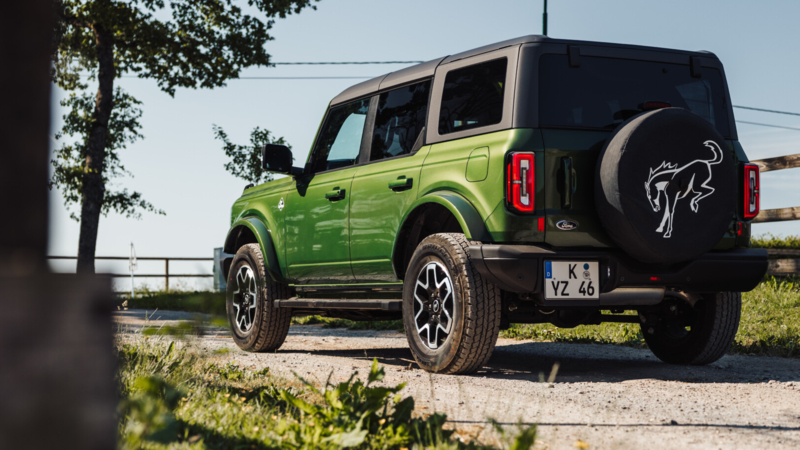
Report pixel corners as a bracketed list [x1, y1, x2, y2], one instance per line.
[751, 233, 800, 249]
[116, 340, 538, 449]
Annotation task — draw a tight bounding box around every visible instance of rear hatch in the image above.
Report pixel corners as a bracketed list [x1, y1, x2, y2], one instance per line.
[536, 53, 737, 249]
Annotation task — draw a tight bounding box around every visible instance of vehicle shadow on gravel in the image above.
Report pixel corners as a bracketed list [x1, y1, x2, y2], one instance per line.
[281, 338, 800, 385]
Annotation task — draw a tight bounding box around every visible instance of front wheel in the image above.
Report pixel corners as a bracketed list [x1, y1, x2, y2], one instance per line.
[402, 233, 501, 374]
[226, 243, 292, 352]
[641, 291, 741, 365]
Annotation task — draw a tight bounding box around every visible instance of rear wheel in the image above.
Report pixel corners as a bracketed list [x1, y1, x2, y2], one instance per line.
[402, 233, 501, 374]
[226, 244, 292, 352]
[641, 291, 741, 365]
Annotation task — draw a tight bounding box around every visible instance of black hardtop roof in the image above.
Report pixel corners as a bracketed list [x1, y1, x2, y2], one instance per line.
[330, 35, 719, 106]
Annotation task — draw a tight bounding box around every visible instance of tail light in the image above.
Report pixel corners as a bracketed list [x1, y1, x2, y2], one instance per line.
[743, 164, 760, 219]
[507, 152, 535, 213]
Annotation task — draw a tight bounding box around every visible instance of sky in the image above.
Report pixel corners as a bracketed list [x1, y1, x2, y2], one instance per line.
[48, 0, 800, 290]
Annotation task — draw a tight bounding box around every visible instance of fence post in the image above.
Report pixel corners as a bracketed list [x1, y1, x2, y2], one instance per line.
[165, 258, 170, 291]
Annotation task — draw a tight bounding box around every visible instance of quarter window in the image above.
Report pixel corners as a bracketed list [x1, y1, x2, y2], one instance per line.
[310, 98, 370, 173]
[370, 80, 431, 161]
[438, 58, 507, 135]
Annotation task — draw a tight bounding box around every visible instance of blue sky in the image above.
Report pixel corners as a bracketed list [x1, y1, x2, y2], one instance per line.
[48, 0, 800, 288]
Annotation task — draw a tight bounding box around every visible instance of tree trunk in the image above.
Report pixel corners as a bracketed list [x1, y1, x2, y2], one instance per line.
[76, 25, 114, 274]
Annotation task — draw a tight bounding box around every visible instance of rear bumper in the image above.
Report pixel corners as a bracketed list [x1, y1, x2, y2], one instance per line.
[469, 244, 768, 301]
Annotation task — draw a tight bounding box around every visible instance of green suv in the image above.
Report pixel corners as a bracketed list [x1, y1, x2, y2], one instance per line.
[221, 36, 768, 374]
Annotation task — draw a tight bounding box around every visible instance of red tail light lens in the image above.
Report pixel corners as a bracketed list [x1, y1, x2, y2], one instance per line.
[743, 164, 760, 219]
[507, 153, 535, 213]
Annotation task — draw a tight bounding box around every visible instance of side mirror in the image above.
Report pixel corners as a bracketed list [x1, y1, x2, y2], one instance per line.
[262, 144, 303, 176]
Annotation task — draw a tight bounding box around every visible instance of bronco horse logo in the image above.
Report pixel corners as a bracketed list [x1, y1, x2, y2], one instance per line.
[644, 140, 723, 238]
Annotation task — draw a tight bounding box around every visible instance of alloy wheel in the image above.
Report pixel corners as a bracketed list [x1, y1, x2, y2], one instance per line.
[232, 265, 258, 334]
[413, 261, 455, 349]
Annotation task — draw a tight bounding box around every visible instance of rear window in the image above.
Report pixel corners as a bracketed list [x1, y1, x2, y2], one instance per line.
[538, 55, 731, 136]
[438, 58, 507, 135]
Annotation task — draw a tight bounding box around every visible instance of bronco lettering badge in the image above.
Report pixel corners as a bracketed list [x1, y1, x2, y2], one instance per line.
[556, 219, 579, 230]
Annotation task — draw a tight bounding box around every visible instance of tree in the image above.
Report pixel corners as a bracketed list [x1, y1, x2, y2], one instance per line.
[51, 88, 165, 222]
[213, 125, 290, 184]
[52, 0, 317, 273]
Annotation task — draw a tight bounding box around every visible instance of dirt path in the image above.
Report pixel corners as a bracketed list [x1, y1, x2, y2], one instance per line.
[115, 310, 800, 449]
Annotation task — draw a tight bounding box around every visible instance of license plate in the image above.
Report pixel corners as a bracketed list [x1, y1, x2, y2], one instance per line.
[544, 261, 599, 299]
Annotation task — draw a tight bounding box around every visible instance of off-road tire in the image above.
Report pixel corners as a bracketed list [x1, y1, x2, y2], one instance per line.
[402, 233, 501, 374]
[642, 292, 741, 365]
[226, 244, 292, 352]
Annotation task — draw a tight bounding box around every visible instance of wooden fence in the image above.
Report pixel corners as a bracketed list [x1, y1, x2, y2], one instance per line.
[47, 255, 214, 289]
[750, 153, 800, 276]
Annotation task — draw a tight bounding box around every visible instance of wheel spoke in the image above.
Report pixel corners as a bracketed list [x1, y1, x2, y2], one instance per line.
[413, 261, 454, 350]
[232, 265, 257, 334]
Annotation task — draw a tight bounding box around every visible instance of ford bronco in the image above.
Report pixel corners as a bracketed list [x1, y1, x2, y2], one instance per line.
[221, 36, 768, 374]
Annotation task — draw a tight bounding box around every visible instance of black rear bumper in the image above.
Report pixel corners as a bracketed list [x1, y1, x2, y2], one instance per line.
[469, 244, 768, 298]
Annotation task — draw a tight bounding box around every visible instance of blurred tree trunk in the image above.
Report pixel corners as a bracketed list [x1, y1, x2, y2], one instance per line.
[0, 1, 117, 448]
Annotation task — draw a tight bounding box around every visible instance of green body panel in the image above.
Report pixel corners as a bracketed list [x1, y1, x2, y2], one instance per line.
[228, 176, 294, 281]
[285, 167, 359, 284]
[541, 129, 614, 248]
[349, 146, 431, 282]
[482, 129, 546, 243]
[418, 128, 546, 243]
[465, 147, 489, 182]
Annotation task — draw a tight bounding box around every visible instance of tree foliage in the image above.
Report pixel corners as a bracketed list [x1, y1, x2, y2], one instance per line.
[49, 0, 317, 270]
[53, 0, 318, 95]
[213, 125, 290, 185]
[50, 88, 165, 220]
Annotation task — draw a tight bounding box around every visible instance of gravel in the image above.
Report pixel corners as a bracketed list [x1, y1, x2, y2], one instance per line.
[116, 309, 800, 449]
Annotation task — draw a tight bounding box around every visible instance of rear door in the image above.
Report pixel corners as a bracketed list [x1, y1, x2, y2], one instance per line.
[285, 98, 369, 284]
[537, 53, 734, 248]
[349, 80, 432, 281]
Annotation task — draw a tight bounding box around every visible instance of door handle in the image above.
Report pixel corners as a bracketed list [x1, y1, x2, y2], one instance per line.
[325, 188, 346, 200]
[561, 157, 577, 209]
[388, 177, 413, 191]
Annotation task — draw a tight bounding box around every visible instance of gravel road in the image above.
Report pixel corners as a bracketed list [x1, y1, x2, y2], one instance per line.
[115, 310, 800, 449]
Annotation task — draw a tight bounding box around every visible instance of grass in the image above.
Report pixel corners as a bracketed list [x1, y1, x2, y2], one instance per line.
[123, 291, 226, 316]
[291, 315, 404, 332]
[116, 338, 537, 449]
[750, 233, 800, 249]
[501, 276, 800, 358]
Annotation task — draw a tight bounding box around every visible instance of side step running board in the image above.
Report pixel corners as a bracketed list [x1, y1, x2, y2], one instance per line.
[274, 298, 402, 311]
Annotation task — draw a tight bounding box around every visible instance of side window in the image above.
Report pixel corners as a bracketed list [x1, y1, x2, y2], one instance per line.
[310, 98, 370, 173]
[438, 58, 507, 135]
[370, 80, 431, 161]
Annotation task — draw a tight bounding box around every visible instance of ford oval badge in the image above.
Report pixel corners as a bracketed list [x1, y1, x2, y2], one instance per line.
[556, 219, 579, 231]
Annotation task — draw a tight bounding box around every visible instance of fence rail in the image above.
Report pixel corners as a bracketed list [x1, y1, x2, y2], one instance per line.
[749, 153, 800, 276]
[751, 154, 800, 225]
[47, 256, 214, 289]
[751, 152, 800, 173]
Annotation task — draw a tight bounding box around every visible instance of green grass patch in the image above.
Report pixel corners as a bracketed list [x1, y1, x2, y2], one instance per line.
[502, 277, 800, 358]
[751, 233, 800, 249]
[123, 291, 226, 316]
[291, 315, 404, 332]
[117, 339, 536, 449]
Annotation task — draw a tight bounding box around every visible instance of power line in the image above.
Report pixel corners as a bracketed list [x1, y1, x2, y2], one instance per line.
[737, 120, 800, 132]
[272, 61, 423, 65]
[734, 105, 800, 117]
[86, 75, 376, 80]
[234, 76, 373, 80]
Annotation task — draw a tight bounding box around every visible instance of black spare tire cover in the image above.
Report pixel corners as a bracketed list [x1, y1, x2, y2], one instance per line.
[595, 108, 735, 264]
